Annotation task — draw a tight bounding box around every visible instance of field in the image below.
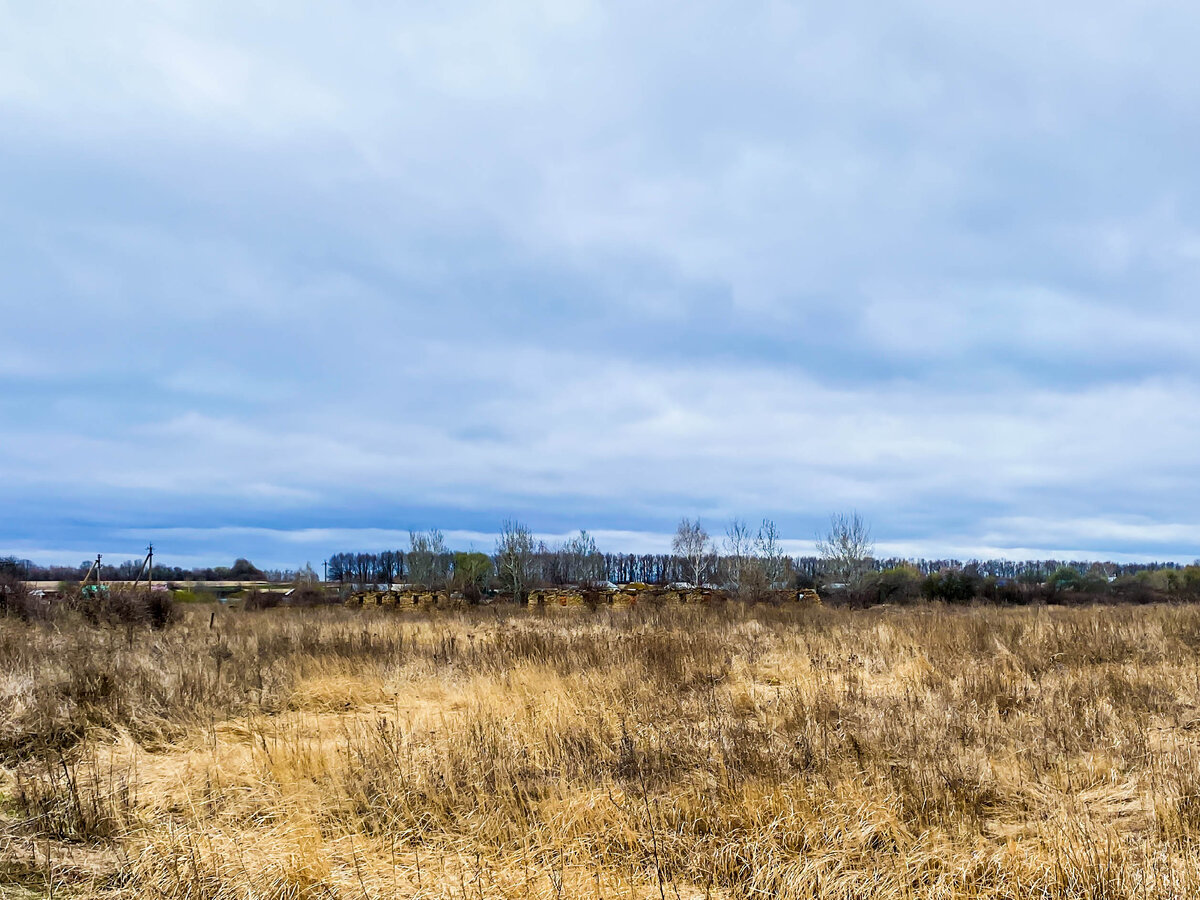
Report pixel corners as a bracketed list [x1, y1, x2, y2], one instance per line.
[5, 601, 1200, 898]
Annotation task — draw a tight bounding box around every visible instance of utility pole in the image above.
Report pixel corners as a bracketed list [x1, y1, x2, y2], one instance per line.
[132, 544, 154, 589]
[323, 559, 328, 582]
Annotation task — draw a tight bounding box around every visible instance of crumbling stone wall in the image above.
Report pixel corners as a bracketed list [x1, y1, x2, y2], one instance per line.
[347, 585, 820, 608]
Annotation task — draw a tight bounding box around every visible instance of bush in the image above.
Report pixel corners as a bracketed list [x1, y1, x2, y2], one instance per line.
[0, 573, 52, 622]
[736, 560, 775, 604]
[1036, 566, 1112, 602]
[1177, 566, 1200, 599]
[1045, 566, 1089, 598]
[451, 552, 493, 604]
[243, 588, 282, 610]
[1081, 565, 1114, 596]
[922, 569, 982, 604]
[978, 576, 1044, 605]
[1110, 575, 1160, 604]
[287, 583, 329, 606]
[145, 590, 177, 628]
[792, 569, 819, 590]
[70, 585, 178, 629]
[852, 566, 922, 606]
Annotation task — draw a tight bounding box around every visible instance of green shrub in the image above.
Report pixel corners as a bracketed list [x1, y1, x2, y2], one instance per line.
[922, 569, 982, 604]
[1178, 566, 1200, 598]
[1047, 566, 1083, 594]
[452, 552, 493, 604]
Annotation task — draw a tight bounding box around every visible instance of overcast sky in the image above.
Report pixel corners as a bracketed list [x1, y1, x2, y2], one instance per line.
[4, 1, 1200, 569]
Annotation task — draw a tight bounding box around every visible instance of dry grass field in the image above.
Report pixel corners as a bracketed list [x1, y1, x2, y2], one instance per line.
[6, 600, 1200, 898]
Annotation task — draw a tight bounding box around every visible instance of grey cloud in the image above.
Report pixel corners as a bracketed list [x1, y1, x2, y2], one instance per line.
[5, 2, 1200, 565]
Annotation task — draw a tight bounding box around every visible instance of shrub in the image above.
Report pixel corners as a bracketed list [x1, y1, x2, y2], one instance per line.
[70, 585, 178, 629]
[1047, 566, 1083, 595]
[978, 576, 1042, 605]
[243, 588, 282, 610]
[1081, 565, 1114, 596]
[145, 590, 177, 628]
[1041, 566, 1113, 602]
[922, 568, 982, 604]
[0, 573, 52, 622]
[1178, 566, 1200, 599]
[735, 560, 775, 604]
[1110, 574, 1160, 604]
[852, 566, 922, 606]
[287, 583, 329, 606]
[451, 552, 493, 604]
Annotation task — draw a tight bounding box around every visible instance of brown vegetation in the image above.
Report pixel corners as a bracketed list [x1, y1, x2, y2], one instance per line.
[5, 601, 1200, 897]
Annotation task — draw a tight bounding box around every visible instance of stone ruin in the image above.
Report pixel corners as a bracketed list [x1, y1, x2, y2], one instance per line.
[347, 585, 820, 608]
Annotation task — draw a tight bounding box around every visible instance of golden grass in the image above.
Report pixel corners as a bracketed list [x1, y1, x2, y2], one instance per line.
[7, 601, 1200, 897]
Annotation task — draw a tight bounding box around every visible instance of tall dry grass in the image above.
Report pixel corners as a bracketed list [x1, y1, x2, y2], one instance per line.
[6, 601, 1200, 898]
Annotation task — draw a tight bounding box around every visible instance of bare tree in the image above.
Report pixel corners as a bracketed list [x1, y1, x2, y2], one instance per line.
[495, 519, 538, 604]
[672, 518, 710, 588]
[351, 553, 376, 588]
[294, 562, 319, 584]
[376, 550, 400, 586]
[408, 530, 449, 588]
[722, 518, 754, 592]
[562, 530, 604, 588]
[755, 518, 789, 589]
[816, 512, 875, 586]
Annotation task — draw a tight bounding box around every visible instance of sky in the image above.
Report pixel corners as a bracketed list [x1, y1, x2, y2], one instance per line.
[4, 1, 1200, 569]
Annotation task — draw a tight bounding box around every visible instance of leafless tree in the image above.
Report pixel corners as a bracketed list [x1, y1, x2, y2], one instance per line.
[755, 518, 789, 589]
[376, 550, 400, 586]
[722, 518, 755, 592]
[496, 520, 538, 604]
[816, 512, 875, 586]
[294, 562, 320, 584]
[408, 529, 448, 588]
[562, 530, 604, 587]
[672, 518, 710, 588]
[352, 553, 375, 588]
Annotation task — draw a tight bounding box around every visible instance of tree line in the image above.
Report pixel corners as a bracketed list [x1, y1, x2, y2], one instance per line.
[5, 514, 1196, 606]
[1, 556, 298, 584]
[317, 550, 1189, 589]
[323, 516, 1196, 605]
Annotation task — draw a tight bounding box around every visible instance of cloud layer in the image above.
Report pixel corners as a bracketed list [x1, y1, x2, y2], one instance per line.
[4, 1, 1200, 566]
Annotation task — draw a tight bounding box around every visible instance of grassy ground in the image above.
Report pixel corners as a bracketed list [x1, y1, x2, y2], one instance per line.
[5, 600, 1200, 898]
